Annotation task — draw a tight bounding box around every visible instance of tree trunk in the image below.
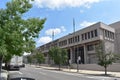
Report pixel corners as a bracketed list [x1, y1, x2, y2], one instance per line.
[0, 55, 3, 79]
[105, 66, 107, 75]
[59, 64, 61, 71]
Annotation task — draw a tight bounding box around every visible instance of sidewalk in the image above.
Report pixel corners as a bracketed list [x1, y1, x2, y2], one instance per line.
[35, 65, 120, 78]
[1, 69, 9, 80]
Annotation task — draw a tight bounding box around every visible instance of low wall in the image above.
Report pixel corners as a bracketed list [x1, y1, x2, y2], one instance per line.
[71, 63, 120, 72]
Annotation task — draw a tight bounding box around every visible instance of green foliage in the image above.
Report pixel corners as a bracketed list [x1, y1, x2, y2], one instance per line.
[3, 54, 12, 63]
[95, 42, 120, 75]
[0, 0, 46, 61]
[27, 55, 33, 64]
[48, 47, 68, 65]
[34, 51, 45, 64]
[96, 43, 117, 67]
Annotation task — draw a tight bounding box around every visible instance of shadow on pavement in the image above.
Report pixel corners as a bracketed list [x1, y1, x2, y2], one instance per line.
[10, 77, 35, 80]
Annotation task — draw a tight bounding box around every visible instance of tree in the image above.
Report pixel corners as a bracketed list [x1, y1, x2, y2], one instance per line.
[34, 51, 45, 66]
[27, 55, 33, 65]
[2, 54, 12, 69]
[48, 47, 68, 70]
[0, 0, 46, 74]
[95, 42, 120, 75]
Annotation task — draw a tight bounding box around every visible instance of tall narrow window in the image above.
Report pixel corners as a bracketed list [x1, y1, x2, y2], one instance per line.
[94, 29, 98, 37]
[112, 33, 114, 39]
[88, 32, 90, 39]
[85, 33, 87, 40]
[105, 30, 107, 37]
[75, 36, 77, 42]
[68, 39, 70, 44]
[110, 32, 112, 39]
[78, 36, 80, 42]
[108, 31, 110, 38]
[82, 34, 84, 40]
[91, 31, 94, 38]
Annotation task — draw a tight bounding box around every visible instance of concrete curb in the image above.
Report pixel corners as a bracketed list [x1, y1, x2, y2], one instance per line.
[36, 65, 120, 78]
[1, 69, 9, 80]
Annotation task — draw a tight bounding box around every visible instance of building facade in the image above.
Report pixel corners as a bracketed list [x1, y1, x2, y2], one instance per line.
[109, 21, 120, 55]
[37, 22, 115, 64]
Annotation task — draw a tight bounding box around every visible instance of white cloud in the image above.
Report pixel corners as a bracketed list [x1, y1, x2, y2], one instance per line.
[32, 0, 101, 9]
[60, 26, 66, 32]
[45, 26, 66, 36]
[80, 21, 96, 28]
[37, 36, 52, 44]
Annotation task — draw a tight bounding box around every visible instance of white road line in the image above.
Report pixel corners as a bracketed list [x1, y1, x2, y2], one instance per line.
[9, 71, 23, 75]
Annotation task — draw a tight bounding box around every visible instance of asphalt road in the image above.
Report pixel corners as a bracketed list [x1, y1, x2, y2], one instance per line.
[9, 65, 119, 80]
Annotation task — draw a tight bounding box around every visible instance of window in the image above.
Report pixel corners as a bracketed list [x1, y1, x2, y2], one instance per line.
[87, 45, 94, 51]
[77, 36, 80, 42]
[110, 32, 114, 39]
[82, 34, 84, 40]
[73, 37, 75, 43]
[105, 30, 107, 37]
[110, 32, 112, 39]
[108, 31, 110, 38]
[112, 33, 114, 39]
[71, 38, 73, 43]
[88, 32, 90, 39]
[94, 29, 98, 37]
[64, 40, 67, 45]
[74, 35, 80, 42]
[85, 33, 87, 40]
[91, 31, 94, 38]
[104, 30, 114, 40]
[68, 39, 70, 44]
[75, 36, 77, 42]
[59, 42, 61, 46]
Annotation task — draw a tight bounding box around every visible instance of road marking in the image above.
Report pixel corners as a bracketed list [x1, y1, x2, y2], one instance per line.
[9, 71, 23, 75]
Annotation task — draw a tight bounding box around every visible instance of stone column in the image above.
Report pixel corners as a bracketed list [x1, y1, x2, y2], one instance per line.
[84, 45, 87, 64]
[70, 48, 73, 63]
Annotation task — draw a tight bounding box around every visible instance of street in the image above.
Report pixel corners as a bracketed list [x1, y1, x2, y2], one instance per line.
[9, 65, 119, 80]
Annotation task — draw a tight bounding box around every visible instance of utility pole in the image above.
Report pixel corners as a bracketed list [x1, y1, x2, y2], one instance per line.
[52, 29, 54, 41]
[73, 18, 79, 72]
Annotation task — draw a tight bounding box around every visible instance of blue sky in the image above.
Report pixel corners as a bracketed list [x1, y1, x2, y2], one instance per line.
[1, 0, 120, 47]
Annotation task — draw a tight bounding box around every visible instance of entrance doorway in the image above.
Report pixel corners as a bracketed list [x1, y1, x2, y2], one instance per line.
[75, 46, 84, 64]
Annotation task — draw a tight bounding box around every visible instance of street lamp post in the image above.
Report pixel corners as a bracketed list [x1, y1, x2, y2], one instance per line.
[77, 56, 81, 72]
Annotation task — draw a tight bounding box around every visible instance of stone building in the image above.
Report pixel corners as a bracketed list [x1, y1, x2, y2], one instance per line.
[37, 22, 116, 64]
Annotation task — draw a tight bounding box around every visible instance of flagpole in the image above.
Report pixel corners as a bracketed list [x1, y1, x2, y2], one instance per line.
[73, 18, 75, 34]
[52, 30, 54, 41]
[73, 18, 79, 72]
